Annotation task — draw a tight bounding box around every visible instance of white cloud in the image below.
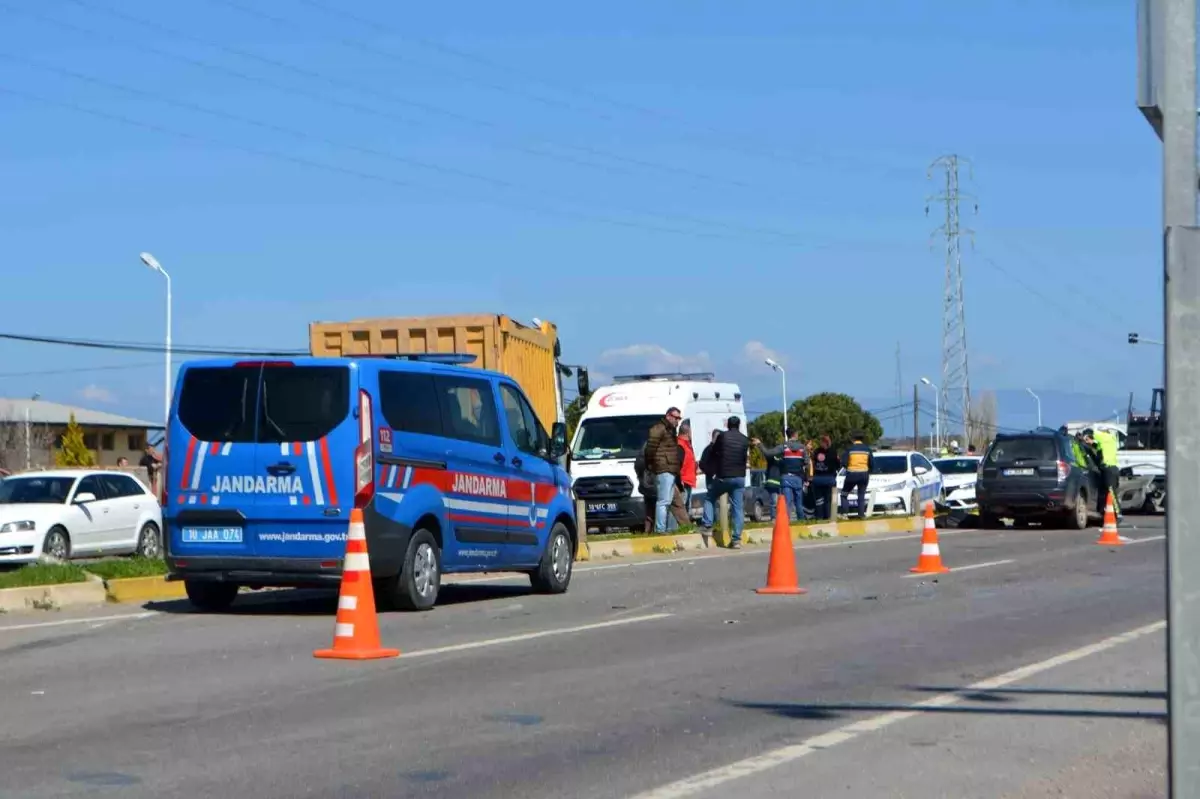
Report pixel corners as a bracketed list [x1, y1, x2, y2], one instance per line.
[742, 341, 786, 368]
[79, 384, 116, 404]
[598, 344, 713, 376]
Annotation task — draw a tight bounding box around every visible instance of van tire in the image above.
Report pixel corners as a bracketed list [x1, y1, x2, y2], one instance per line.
[185, 581, 238, 612]
[530, 522, 573, 595]
[385, 529, 441, 611]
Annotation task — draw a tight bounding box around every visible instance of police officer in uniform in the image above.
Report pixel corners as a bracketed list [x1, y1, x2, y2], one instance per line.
[756, 428, 809, 521]
[810, 434, 840, 520]
[1086, 427, 1122, 518]
[841, 431, 875, 519]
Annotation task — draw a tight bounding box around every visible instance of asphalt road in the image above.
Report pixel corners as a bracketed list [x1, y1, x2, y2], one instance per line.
[0, 517, 1168, 798]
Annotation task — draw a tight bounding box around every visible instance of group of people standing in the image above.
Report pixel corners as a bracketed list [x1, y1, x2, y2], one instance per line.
[637, 407, 876, 548]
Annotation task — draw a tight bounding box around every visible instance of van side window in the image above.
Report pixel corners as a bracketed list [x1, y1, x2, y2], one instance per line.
[378, 371, 444, 436]
[258, 366, 350, 443]
[434, 375, 501, 448]
[500, 383, 545, 455]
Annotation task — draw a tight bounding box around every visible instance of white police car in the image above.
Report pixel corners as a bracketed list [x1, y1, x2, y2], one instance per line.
[836, 450, 944, 515]
[932, 455, 982, 511]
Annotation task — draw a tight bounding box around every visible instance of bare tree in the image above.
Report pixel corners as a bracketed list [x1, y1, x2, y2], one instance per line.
[0, 413, 55, 474]
[967, 391, 999, 450]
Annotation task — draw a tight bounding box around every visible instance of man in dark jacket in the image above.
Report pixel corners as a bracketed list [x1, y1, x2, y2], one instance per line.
[644, 407, 682, 532]
[810, 434, 840, 520]
[841, 431, 875, 519]
[702, 416, 750, 548]
[757, 428, 810, 521]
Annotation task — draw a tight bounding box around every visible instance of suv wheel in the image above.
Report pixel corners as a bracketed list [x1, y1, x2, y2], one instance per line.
[185, 581, 239, 612]
[978, 511, 1001, 529]
[1068, 491, 1089, 530]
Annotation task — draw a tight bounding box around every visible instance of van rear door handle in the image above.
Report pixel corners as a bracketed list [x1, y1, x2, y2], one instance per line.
[493, 452, 506, 464]
[511, 456, 523, 468]
[267, 462, 296, 476]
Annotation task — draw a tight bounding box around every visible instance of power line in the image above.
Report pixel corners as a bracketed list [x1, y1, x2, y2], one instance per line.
[0, 361, 160, 379]
[56, 0, 808, 202]
[0, 332, 305, 356]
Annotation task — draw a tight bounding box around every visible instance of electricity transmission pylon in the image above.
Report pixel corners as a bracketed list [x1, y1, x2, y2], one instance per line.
[926, 155, 976, 447]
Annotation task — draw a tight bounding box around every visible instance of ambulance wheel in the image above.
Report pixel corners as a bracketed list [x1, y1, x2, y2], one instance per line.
[386, 528, 441, 611]
[530, 522, 573, 595]
[185, 581, 238, 612]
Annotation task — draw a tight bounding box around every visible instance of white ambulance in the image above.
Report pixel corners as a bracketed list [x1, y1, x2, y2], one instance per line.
[568, 373, 747, 531]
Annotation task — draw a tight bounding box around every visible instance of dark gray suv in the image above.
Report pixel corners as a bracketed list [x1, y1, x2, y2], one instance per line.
[976, 430, 1104, 529]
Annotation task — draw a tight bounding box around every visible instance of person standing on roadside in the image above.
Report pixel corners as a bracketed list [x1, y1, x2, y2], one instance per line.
[840, 431, 874, 519]
[698, 430, 722, 539]
[1085, 427, 1122, 519]
[755, 428, 809, 521]
[810, 434, 840, 520]
[676, 422, 698, 524]
[706, 416, 750, 548]
[645, 407, 683, 533]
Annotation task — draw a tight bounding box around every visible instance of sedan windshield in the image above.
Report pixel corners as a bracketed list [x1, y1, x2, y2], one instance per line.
[871, 455, 909, 475]
[572, 415, 661, 460]
[0, 476, 75, 504]
[933, 458, 980, 475]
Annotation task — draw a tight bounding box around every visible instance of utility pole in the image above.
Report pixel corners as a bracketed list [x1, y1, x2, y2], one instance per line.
[913, 384, 920, 453]
[1137, 1, 1199, 794]
[927, 155, 975, 448]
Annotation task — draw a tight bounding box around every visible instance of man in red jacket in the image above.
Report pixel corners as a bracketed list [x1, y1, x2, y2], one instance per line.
[675, 422, 698, 524]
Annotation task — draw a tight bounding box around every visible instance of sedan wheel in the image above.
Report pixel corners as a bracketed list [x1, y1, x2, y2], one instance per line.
[136, 522, 162, 558]
[42, 527, 70, 561]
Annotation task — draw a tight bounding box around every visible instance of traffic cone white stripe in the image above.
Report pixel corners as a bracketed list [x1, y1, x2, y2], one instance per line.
[348, 522, 366, 541]
[922, 543, 940, 556]
[334, 623, 355, 638]
[343, 552, 371, 571]
[338, 595, 358, 611]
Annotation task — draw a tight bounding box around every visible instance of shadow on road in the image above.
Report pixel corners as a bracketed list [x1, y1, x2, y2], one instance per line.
[143, 582, 535, 616]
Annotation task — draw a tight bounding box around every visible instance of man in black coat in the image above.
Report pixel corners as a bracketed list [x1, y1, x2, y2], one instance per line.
[700, 416, 750, 548]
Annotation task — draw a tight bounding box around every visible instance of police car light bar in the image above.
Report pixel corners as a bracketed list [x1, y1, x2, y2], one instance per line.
[357, 353, 478, 365]
[613, 372, 716, 384]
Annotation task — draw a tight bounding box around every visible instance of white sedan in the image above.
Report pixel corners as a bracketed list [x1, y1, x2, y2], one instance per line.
[836, 450, 944, 515]
[0, 470, 163, 564]
[932, 456, 982, 511]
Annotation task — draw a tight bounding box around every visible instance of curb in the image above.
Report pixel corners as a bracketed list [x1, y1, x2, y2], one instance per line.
[590, 515, 919, 558]
[103, 575, 185, 604]
[0, 577, 108, 613]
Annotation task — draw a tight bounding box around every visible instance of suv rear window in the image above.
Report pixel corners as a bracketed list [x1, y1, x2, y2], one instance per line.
[177, 365, 349, 443]
[986, 437, 1059, 464]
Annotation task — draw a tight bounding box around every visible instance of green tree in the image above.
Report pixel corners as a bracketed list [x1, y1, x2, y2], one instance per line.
[565, 395, 589, 443]
[789, 392, 883, 452]
[55, 412, 96, 467]
[747, 411, 785, 448]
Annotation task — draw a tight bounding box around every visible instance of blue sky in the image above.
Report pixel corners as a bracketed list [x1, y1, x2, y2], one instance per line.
[0, 0, 1163, 427]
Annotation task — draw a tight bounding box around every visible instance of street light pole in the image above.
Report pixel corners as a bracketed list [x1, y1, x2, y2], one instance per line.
[140, 253, 171, 427]
[920, 377, 939, 452]
[1026, 388, 1042, 428]
[765, 358, 787, 441]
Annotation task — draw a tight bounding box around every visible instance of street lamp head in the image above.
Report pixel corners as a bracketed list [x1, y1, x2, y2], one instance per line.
[920, 376, 932, 387]
[140, 252, 162, 272]
[1026, 387, 1037, 398]
[765, 358, 779, 370]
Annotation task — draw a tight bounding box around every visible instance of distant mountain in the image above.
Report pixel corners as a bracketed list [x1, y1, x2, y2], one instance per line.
[746, 390, 1140, 438]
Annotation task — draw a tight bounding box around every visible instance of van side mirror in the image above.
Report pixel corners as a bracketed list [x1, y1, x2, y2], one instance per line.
[576, 368, 590, 398]
[550, 422, 568, 458]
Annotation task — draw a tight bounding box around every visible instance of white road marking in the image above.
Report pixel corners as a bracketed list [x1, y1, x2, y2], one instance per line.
[628, 619, 1166, 799]
[1124, 535, 1166, 545]
[901, 558, 1015, 578]
[400, 613, 672, 659]
[0, 611, 156, 633]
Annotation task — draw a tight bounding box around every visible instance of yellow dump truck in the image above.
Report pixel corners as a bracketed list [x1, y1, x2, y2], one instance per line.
[308, 314, 567, 431]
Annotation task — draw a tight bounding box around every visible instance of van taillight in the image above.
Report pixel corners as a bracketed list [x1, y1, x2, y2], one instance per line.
[353, 389, 375, 509]
[1057, 460, 1070, 482]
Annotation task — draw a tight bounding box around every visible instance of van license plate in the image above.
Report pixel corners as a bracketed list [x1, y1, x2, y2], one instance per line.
[181, 526, 243, 543]
[1003, 468, 1035, 477]
[587, 502, 618, 514]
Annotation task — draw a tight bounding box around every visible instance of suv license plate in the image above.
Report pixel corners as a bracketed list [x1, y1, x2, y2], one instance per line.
[587, 502, 618, 513]
[1003, 468, 1035, 477]
[181, 526, 243, 543]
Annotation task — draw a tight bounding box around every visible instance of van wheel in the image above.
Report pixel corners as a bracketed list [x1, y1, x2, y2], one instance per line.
[185, 581, 238, 612]
[387, 529, 441, 611]
[530, 523, 573, 594]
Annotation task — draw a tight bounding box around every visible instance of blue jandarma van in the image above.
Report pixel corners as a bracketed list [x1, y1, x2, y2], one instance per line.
[164, 354, 576, 611]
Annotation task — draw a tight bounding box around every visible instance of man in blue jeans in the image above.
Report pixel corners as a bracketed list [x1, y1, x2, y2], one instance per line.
[644, 407, 683, 533]
[701, 416, 751, 548]
[755, 427, 810, 521]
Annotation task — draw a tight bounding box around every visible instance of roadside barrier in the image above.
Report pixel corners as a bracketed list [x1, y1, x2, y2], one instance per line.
[314, 508, 400, 661]
[1096, 491, 1124, 547]
[910, 501, 951, 574]
[756, 494, 806, 595]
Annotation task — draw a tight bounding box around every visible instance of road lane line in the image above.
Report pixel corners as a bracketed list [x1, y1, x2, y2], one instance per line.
[901, 558, 1015, 578]
[628, 619, 1166, 799]
[399, 613, 673, 659]
[1124, 535, 1166, 545]
[0, 611, 156, 633]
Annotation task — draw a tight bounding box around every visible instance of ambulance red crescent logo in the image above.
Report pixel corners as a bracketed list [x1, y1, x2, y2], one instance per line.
[598, 393, 626, 408]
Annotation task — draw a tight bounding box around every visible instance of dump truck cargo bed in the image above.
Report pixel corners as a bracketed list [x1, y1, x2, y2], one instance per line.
[308, 314, 563, 430]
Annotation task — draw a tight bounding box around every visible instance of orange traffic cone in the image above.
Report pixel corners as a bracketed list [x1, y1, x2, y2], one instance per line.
[1095, 491, 1124, 547]
[314, 508, 400, 660]
[910, 501, 950, 574]
[756, 493, 807, 595]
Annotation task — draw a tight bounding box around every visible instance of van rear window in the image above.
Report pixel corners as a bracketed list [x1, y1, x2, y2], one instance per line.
[176, 365, 349, 443]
